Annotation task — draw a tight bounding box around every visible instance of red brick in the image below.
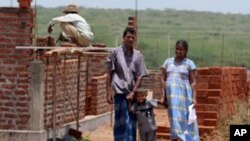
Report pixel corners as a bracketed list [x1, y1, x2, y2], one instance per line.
[204, 119, 217, 126]
[209, 67, 223, 75]
[15, 90, 28, 95]
[197, 75, 209, 83]
[209, 75, 223, 82]
[209, 82, 224, 89]
[196, 89, 208, 97]
[196, 83, 209, 89]
[2, 124, 15, 129]
[0, 107, 10, 114]
[0, 95, 11, 100]
[207, 97, 220, 104]
[197, 111, 218, 119]
[4, 102, 14, 107]
[4, 113, 17, 118]
[157, 126, 170, 133]
[196, 104, 205, 111]
[197, 118, 204, 125]
[205, 104, 219, 112]
[197, 68, 210, 75]
[207, 89, 222, 97]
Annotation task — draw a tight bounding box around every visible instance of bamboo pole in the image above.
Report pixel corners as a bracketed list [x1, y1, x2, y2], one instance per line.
[52, 52, 58, 141]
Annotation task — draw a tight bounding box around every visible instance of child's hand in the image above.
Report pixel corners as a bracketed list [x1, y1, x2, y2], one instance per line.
[106, 94, 113, 104]
[158, 99, 168, 108]
[160, 97, 165, 104]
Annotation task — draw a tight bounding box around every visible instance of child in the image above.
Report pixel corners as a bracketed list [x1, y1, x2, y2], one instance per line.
[131, 88, 164, 141]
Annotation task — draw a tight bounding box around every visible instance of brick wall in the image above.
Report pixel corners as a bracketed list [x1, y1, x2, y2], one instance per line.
[90, 75, 111, 115]
[196, 67, 248, 136]
[141, 70, 162, 99]
[42, 50, 110, 122]
[84, 52, 110, 115]
[44, 55, 87, 128]
[0, 7, 33, 130]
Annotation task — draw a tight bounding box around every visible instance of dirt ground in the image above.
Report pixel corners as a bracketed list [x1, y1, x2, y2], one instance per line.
[83, 108, 169, 141]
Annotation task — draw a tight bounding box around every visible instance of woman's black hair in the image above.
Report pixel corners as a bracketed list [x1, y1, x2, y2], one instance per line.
[123, 27, 136, 38]
[176, 39, 188, 57]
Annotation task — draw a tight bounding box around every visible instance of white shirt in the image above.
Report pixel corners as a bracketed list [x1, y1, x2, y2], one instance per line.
[50, 13, 93, 40]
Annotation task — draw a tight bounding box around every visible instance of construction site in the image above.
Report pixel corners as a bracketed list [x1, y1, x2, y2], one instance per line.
[0, 0, 250, 141]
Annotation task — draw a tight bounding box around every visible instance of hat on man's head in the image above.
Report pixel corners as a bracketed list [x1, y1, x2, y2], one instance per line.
[63, 4, 79, 13]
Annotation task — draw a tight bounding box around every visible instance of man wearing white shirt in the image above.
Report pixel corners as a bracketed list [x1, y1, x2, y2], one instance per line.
[48, 4, 93, 47]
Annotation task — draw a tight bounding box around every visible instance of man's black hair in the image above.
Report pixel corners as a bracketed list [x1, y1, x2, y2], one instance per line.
[123, 27, 136, 38]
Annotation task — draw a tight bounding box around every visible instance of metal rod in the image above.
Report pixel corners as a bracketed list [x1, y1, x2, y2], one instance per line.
[135, 0, 138, 49]
[57, 57, 78, 122]
[76, 54, 81, 130]
[16, 46, 115, 50]
[167, 32, 170, 58]
[61, 54, 67, 132]
[52, 53, 58, 141]
[221, 33, 224, 66]
[85, 55, 89, 116]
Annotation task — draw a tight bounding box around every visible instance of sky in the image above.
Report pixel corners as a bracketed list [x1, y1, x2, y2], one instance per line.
[1, 0, 250, 14]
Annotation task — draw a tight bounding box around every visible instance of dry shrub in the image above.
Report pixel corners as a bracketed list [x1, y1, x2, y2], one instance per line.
[200, 130, 224, 141]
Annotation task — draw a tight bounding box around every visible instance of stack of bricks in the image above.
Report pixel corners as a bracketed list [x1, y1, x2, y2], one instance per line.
[44, 58, 87, 128]
[36, 36, 55, 47]
[92, 43, 106, 48]
[195, 67, 248, 136]
[88, 43, 107, 52]
[91, 43, 107, 52]
[89, 75, 111, 115]
[18, 0, 32, 9]
[35, 36, 56, 60]
[128, 16, 137, 29]
[61, 42, 77, 47]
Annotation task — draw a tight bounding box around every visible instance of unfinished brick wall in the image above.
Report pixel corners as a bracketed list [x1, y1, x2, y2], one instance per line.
[85, 52, 109, 78]
[90, 75, 111, 115]
[41, 50, 110, 122]
[84, 52, 110, 115]
[0, 7, 33, 130]
[141, 70, 162, 99]
[196, 67, 248, 136]
[44, 56, 87, 128]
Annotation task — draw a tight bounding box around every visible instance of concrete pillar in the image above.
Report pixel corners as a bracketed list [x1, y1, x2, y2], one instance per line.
[28, 60, 45, 130]
[0, 60, 46, 141]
